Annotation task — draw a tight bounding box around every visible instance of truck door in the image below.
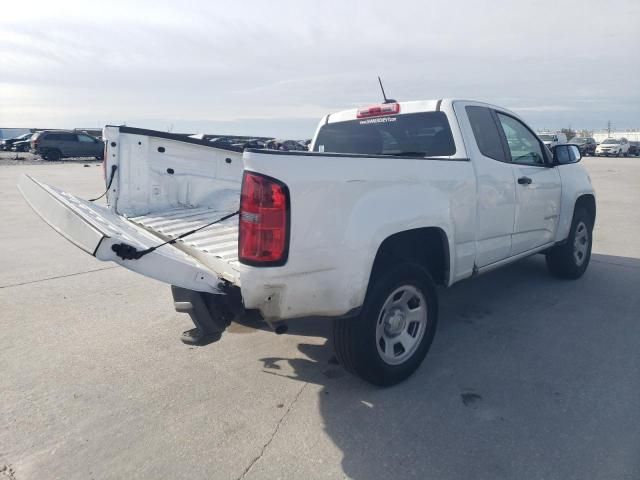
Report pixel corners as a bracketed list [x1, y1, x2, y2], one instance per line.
[494, 112, 561, 255]
[455, 103, 516, 267]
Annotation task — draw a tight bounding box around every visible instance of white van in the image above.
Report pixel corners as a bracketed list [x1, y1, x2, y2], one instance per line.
[538, 132, 568, 149]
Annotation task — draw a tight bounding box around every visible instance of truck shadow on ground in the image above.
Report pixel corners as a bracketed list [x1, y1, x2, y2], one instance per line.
[259, 253, 640, 479]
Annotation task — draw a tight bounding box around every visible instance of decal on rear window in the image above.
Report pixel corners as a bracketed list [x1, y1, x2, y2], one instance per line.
[359, 117, 398, 125]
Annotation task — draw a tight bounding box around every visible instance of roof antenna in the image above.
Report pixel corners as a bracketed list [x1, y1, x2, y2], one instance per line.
[378, 76, 397, 104]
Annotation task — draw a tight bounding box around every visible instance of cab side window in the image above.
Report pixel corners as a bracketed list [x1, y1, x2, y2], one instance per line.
[496, 113, 545, 165]
[52, 133, 77, 142]
[466, 106, 507, 162]
[77, 134, 95, 143]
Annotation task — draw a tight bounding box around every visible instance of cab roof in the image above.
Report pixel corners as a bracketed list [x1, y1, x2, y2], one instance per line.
[325, 99, 520, 124]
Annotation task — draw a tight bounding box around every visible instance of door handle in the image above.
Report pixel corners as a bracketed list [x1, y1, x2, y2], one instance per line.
[518, 176, 532, 185]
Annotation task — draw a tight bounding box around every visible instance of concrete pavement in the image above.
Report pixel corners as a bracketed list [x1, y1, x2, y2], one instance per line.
[1, 158, 639, 479]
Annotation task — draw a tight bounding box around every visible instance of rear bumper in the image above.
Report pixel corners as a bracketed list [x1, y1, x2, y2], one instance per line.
[236, 262, 366, 322]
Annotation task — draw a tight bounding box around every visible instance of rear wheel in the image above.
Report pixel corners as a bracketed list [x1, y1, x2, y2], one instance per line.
[45, 149, 61, 161]
[546, 208, 593, 279]
[333, 263, 438, 386]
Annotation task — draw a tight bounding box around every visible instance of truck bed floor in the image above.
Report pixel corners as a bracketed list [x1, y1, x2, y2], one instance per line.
[127, 207, 239, 265]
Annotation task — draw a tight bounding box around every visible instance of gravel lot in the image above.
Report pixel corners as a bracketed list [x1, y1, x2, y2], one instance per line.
[1, 157, 639, 480]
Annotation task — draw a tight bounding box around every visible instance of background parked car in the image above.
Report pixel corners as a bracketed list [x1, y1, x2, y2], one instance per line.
[1, 132, 33, 151]
[11, 137, 34, 152]
[628, 141, 640, 157]
[595, 137, 631, 157]
[31, 130, 104, 161]
[570, 136, 597, 156]
[264, 139, 309, 151]
[538, 132, 567, 149]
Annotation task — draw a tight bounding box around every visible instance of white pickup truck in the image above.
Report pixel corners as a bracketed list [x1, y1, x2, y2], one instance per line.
[19, 99, 596, 386]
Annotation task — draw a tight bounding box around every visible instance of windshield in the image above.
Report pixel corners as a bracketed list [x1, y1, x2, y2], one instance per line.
[572, 137, 588, 144]
[313, 111, 456, 157]
[602, 138, 620, 144]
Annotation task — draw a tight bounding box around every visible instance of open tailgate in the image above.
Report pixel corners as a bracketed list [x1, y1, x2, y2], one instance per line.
[18, 174, 223, 293]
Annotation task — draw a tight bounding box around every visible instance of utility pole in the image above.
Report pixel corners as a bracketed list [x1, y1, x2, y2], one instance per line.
[607, 120, 612, 138]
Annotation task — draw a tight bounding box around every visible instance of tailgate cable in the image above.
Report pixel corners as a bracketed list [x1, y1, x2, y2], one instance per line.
[111, 210, 240, 260]
[89, 165, 118, 202]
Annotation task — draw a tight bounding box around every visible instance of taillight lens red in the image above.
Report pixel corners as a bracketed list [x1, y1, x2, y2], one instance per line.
[356, 102, 400, 118]
[239, 171, 290, 266]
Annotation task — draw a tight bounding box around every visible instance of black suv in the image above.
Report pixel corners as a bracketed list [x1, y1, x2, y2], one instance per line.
[1, 132, 33, 151]
[31, 131, 104, 161]
[628, 142, 640, 157]
[570, 137, 597, 156]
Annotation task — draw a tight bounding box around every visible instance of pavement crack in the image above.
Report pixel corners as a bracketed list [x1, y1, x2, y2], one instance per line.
[1, 464, 16, 480]
[238, 382, 308, 480]
[0, 266, 118, 289]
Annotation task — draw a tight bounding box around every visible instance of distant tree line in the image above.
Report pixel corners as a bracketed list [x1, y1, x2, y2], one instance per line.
[559, 128, 596, 140]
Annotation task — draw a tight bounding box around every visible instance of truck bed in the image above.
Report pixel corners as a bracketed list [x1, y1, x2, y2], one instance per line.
[127, 206, 240, 266]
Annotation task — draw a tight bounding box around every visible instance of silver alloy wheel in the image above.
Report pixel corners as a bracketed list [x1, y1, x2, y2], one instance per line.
[573, 221, 589, 266]
[375, 285, 428, 365]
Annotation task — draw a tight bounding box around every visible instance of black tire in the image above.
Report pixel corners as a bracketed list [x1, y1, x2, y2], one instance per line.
[546, 208, 593, 279]
[45, 149, 61, 161]
[333, 263, 438, 386]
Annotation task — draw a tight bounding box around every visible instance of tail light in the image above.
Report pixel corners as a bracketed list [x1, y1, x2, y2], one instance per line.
[357, 102, 400, 118]
[239, 171, 290, 266]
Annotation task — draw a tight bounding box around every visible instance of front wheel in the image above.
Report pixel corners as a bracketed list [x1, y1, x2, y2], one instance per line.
[333, 263, 438, 386]
[546, 208, 593, 279]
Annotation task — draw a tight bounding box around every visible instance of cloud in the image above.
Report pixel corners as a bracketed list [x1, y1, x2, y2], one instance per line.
[1, 0, 639, 135]
[511, 106, 577, 113]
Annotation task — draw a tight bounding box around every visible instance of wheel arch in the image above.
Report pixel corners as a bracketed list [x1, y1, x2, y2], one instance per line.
[575, 194, 596, 226]
[369, 227, 450, 289]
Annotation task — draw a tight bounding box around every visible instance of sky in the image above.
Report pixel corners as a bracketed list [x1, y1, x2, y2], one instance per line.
[1, 0, 639, 138]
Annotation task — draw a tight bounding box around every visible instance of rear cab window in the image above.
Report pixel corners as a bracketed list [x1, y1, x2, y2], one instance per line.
[313, 111, 456, 157]
[465, 106, 507, 162]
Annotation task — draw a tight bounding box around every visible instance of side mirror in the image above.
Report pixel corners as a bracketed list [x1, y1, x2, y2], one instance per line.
[552, 144, 581, 165]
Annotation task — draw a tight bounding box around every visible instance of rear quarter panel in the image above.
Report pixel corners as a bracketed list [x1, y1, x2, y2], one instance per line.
[239, 150, 476, 319]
